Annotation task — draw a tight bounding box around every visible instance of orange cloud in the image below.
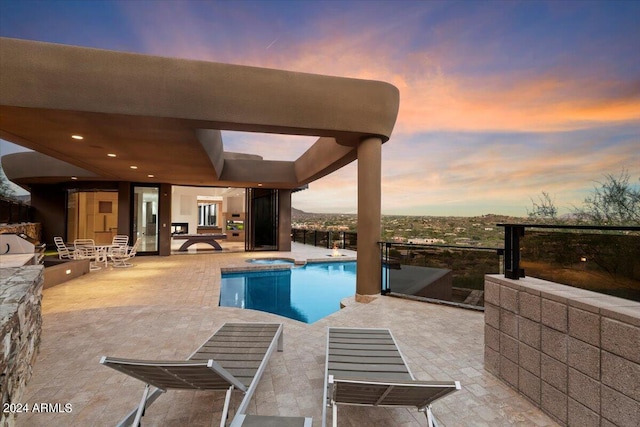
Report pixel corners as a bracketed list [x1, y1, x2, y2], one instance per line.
[125, 3, 640, 137]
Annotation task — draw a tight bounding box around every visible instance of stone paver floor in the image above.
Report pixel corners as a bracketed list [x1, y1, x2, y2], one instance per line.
[16, 244, 558, 426]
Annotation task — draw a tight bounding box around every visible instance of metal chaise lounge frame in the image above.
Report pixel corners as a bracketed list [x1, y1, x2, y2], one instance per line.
[322, 327, 460, 427]
[101, 322, 311, 427]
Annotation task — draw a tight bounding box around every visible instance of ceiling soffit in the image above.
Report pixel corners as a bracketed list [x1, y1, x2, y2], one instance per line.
[0, 37, 400, 188]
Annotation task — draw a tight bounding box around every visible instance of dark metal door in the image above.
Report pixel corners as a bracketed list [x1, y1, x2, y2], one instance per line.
[245, 188, 278, 251]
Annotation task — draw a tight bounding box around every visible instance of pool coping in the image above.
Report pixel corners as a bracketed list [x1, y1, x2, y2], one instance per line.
[221, 256, 357, 273]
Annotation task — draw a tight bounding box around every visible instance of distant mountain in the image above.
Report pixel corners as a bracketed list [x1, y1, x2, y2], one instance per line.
[292, 207, 358, 218]
[292, 207, 323, 219]
[291, 207, 306, 216]
[292, 208, 524, 222]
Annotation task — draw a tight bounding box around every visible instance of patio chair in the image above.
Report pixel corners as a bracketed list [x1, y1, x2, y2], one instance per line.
[322, 327, 460, 427]
[111, 234, 129, 249]
[53, 236, 74, 259]
[101, 323, 311, 427]
[109, 237, 140, 268]
[73, 238, 101, 271]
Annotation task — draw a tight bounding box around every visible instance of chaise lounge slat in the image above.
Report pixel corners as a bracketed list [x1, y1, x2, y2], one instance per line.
[323, 327, 460, 427]
[101, 322, 312, 427]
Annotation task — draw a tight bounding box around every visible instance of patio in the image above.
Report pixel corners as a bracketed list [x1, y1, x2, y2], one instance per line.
[16, 244, 557, 426]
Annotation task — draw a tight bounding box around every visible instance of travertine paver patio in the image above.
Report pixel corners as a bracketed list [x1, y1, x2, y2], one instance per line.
[16, 244, 558, 426]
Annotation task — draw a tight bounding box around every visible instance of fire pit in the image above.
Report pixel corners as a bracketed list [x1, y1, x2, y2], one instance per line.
[328, 244, 345, 257]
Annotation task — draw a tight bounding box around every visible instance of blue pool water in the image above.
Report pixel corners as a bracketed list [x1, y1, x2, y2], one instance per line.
[220, 262, 356, 323]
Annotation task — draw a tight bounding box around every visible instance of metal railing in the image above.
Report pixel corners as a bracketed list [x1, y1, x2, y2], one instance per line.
[379, 242, 503, 308]
[291, 228, 357, 251]
[498, 223, 640, 302]
[0, 196, 34, 224]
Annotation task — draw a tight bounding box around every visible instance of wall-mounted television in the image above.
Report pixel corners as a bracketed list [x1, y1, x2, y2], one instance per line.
[226, 220, 244, 231]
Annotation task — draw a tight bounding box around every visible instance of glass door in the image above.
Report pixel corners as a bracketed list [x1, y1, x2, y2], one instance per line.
[246, 188, 278, 251]
[132, 185, 159, 254]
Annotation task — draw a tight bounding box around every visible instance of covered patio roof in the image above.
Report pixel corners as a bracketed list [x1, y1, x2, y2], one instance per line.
[0, 37, 399, 188]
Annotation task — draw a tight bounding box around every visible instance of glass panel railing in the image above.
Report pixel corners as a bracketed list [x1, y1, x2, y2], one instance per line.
[292, 229, 357, 250]
[315, 231, 330, 249]
[520, 228, 640, 301]
[380, 243, 502, 308]
[344, 232, 357, 251]
[291, 229, 307, 245]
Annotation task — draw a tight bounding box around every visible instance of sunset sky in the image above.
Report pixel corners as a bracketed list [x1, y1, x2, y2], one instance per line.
[1, 0, 638, 216]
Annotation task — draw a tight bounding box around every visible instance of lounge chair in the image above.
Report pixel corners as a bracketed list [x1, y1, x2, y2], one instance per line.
[53, 236, 74, 259]
[322, 327, 460, 427]
[101, 323, 311, 427]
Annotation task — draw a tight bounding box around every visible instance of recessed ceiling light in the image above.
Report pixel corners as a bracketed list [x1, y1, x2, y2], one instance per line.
[71, 176, 78, 180]
[71, 135, 83, 140]
[147, 174, 154, 178]
[258, 183, 263, 187]
[107, 153, 116, 157]
[130, 166, 138, 169]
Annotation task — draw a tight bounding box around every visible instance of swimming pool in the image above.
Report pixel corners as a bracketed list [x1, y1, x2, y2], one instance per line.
[220, 261, 356, 323]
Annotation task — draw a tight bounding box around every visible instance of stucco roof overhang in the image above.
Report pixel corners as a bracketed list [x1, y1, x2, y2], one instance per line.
[0, 37, 399, 189]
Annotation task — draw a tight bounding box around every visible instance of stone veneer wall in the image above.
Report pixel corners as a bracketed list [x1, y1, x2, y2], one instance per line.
[0, 223, 41, 242]
[484, 274, 640, 427]
[0, 266, 43, 427]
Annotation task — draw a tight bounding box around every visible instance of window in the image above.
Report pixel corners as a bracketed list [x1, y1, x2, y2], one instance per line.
[198, 203, 218, 226]
[98, 201, 113, 213]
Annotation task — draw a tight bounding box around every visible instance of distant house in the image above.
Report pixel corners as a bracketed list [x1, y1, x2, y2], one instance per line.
[407, 238, 445, 244]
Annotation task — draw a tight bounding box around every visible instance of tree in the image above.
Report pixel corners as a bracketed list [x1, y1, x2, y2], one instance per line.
[527, 191, 558, 221]
[528, 170, 640, 226]
[0, 164, 17, 200]
[574, 170, 640, 226]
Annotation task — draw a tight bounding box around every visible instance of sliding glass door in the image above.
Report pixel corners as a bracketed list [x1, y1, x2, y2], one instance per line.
[132, 185, 159, 254]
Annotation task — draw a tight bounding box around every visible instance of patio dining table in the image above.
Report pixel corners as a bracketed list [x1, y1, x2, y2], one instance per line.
[74, 243, 118, 269]
[94, 244, 119, 268]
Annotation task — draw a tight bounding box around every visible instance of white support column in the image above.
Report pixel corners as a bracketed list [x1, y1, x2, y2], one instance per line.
[356, 136, 382, 301]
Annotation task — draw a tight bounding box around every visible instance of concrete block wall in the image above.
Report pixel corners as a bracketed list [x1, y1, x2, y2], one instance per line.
[484, 274, 640, 427]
